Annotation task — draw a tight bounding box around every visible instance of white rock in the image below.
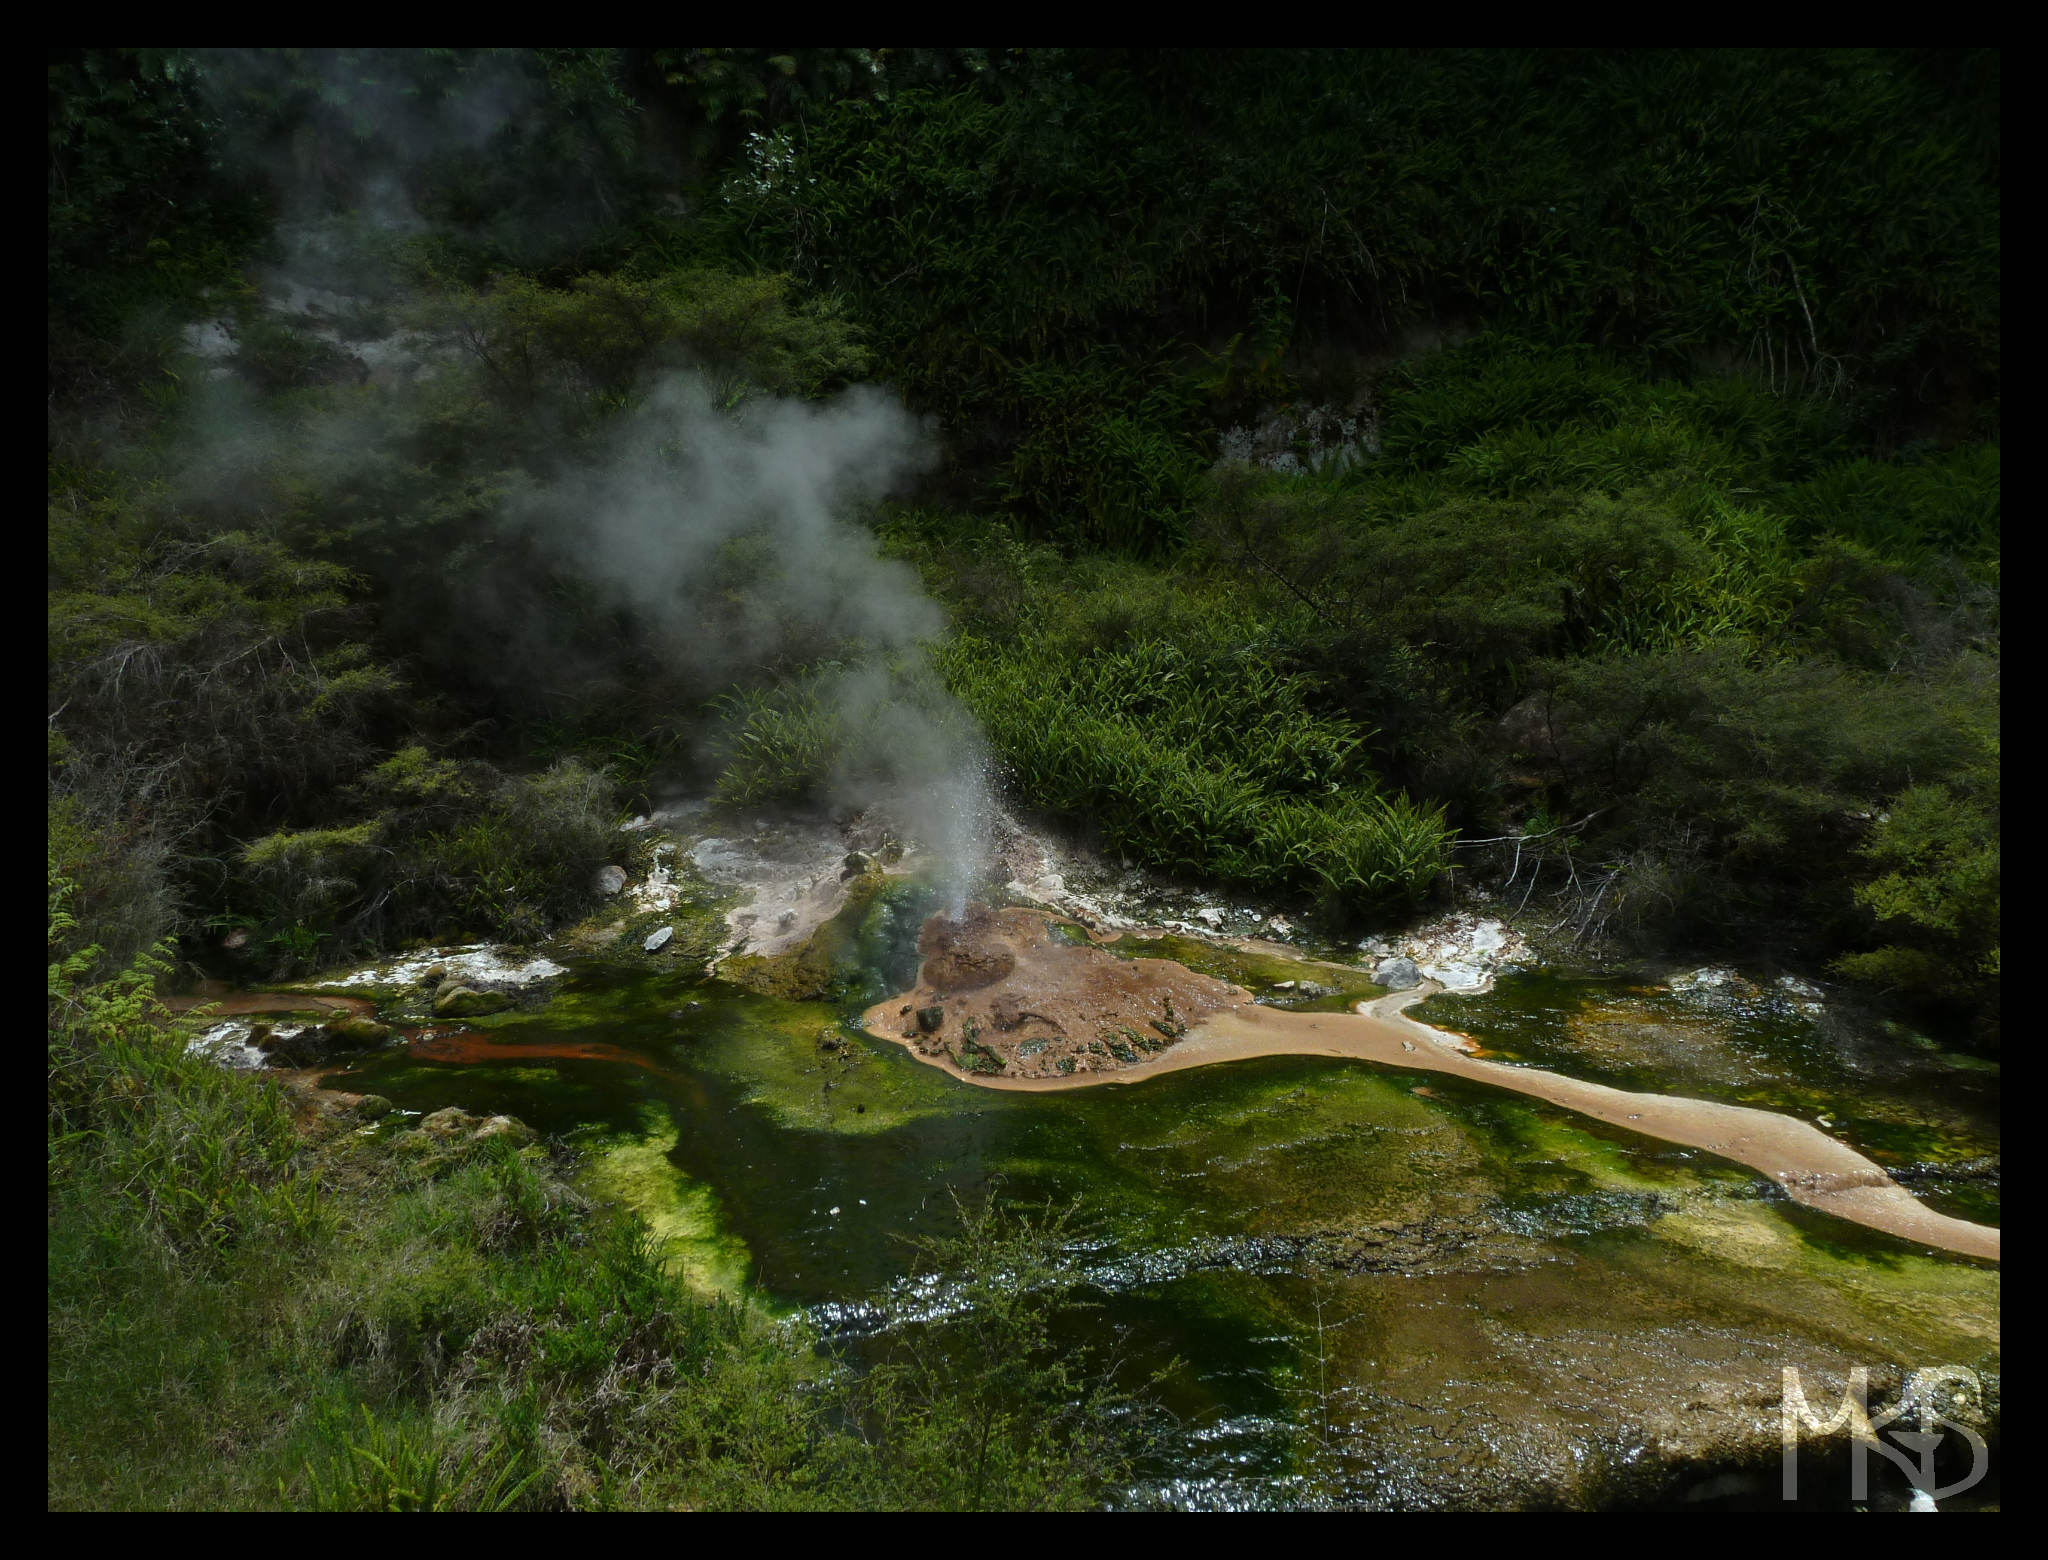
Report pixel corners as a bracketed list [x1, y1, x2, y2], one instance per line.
[1196, 907, 1224, 928]
[644, 926, 675, 953]
[181, 320, 236, 360]
[1373, 957, 1422, 991]
[1422, 959, 1490, 992]
[1468, 920, 1507, 954]
[335, 946, 566, 989]
[187, 1021, 270, 1070]
[687, 838, 752, 882]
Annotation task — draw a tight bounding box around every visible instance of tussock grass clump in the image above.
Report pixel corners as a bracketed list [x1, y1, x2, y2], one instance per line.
[943, 635, 1450, 914]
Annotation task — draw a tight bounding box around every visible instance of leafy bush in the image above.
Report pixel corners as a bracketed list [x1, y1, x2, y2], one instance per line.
[1786, 443, 2000, 573]
[715, 49, 1998, 536]
[48, 478, 400, 965]
[236, 751, 616, 966]
[709, 683, 843, 809]
[438, 266, 867, 420]
[1831, 764, 2000, 1035]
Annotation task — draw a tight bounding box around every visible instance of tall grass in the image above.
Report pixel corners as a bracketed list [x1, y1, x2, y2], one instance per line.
[942, 636, 1450, 914]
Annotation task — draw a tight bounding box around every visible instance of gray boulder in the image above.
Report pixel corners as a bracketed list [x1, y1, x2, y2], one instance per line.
[325, 1014, 393, 1046]
[1497, 692, 1562, 760]
[594, 864, 627, 896]
[1373, 956, 1423, 992]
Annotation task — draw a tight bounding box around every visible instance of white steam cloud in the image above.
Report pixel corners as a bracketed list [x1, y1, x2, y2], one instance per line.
[169, 50, 1000, 905]
[513, 373, 995, 903]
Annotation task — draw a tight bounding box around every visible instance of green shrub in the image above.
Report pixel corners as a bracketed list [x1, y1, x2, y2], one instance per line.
[438, 265, 868, 420]
[235, 752, 616, 966]
[710, 683, 843, 808]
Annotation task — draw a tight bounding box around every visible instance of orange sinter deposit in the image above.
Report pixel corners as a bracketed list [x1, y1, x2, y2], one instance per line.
[863, 905, 2000, 1263]
[862, 903, 1250, 1079]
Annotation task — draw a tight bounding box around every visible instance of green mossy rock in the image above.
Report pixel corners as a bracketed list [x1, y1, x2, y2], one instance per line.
[433, 985, 513, 1018]
[326, 1014, 394, 1046]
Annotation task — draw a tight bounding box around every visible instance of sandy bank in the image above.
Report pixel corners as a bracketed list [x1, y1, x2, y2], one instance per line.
[164, 991, 379, 1017]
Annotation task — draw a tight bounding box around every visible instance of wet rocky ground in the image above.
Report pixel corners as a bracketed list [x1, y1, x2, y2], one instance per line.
[171, 799, 2000, 1509]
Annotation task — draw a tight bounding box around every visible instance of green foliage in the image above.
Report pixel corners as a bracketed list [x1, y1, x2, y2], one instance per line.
[49, 924, 1154, 1513]
[891, 332, 1996, 1019]
[236, 752, 617, 967]
[47, 870, 320, 1268]
[714, 49, 1998, 537]
[202, 48, 649, 272]
[297, 1406, 541, 1512]
[438, 266, 867, 419]
[942, 632, 1449, 914]
[48, 48, 267, 337]
[1786, 443, 2000, 574]
[1831, 750, 1999, 1031]
[710, 683, 842, 809]
[48, 477, 399, 967]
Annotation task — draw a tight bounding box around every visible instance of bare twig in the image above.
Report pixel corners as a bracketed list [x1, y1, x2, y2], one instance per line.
[1451, 808, 1608, 849]
[1570, 873, 1616, 948]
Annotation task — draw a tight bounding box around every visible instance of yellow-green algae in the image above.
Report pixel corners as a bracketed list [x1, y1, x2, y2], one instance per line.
[693, 989, 965, 1136]
[719, 869, 930, 1004]
[579, 1110, 753, 1297]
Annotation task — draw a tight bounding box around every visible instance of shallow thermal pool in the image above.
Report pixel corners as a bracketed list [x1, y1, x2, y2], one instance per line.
[318, 956, 2001, 1509]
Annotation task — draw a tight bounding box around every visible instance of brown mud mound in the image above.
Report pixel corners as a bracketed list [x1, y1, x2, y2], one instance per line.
[917, 904, 1018, 990]
[863, 903, 1249, 1079]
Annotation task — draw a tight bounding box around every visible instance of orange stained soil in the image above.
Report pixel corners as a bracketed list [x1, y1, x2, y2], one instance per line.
[404, 1029, 677, 1076]
[866, 904, 1250, 1079]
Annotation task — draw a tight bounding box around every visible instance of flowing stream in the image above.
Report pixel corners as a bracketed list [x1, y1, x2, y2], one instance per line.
[291, 912, 1999, 1509]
